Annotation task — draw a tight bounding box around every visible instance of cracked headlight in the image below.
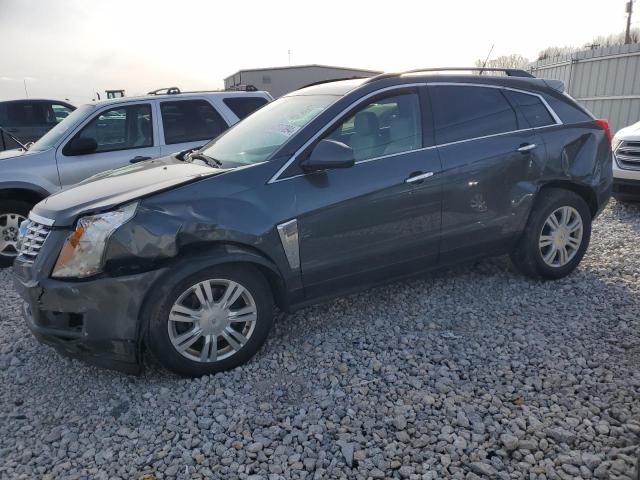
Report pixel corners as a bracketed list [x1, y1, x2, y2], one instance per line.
[52, 203, 137, 278]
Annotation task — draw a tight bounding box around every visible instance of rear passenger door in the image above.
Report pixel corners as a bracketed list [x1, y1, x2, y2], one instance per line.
[429, 84, 548, 263]
[158, 99, 229, 156]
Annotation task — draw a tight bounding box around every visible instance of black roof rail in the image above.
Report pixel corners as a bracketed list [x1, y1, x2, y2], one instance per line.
[300, 76, 368, 89]
[364, 67, 535, 84]
[147, 87, 181, 95]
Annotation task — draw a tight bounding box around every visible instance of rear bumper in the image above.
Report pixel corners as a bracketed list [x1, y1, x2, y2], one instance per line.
[613, 177, 640, 201]
[13, 262, 167, 374]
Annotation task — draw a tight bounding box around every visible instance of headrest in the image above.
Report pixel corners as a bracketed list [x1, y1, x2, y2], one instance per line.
[389, 117, 414, 144]
[354, 111, 379, 135]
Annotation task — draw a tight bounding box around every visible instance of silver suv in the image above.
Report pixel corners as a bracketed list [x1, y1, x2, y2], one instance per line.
[0, 89, 272, 266]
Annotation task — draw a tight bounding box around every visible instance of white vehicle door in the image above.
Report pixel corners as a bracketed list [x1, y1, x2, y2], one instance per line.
[55, 101, 161, 187]
[157, 98, 231, 157]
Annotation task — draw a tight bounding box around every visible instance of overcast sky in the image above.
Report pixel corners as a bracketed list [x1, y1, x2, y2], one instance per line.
[0, 0, 632, 104]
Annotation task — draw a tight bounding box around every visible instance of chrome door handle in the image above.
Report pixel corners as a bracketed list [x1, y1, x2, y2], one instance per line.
[405, 171, 434, 184]
[516, 143, 537, 153]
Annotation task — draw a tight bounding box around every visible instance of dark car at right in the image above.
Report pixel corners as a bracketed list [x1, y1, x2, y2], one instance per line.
[13, 67, 612, 377]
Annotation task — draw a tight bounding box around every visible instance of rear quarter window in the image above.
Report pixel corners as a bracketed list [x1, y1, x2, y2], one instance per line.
[544, 94, 593, 125]
[504, 90, 555, 128]
[223, 97, 269, 119]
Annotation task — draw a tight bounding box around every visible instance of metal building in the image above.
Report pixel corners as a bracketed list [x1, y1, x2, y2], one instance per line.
[223, 64, 382, 98]
[528, 43, 640, 133]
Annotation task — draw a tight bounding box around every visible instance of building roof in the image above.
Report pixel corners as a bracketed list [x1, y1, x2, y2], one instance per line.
[224, 64, 382, 81]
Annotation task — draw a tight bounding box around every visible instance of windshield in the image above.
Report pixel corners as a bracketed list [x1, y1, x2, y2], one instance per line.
[29, 104, 95, 152]
[201, 95, 338, 166]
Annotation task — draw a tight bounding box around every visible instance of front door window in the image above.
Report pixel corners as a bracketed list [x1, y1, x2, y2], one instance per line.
[65, 104, 153, 155]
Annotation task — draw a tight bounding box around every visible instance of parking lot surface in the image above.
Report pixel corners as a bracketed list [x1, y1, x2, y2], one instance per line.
[1, 201, 639, 480]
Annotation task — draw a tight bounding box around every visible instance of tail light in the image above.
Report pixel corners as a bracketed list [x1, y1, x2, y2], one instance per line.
[594, 119, 612, 147]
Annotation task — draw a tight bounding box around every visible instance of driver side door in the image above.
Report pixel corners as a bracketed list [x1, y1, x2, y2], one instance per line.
[55, 102, 161, 188]
[291, 88, 443, 299]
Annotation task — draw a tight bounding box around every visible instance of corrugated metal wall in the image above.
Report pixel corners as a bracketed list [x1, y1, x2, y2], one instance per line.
[529, 43, 640, 133]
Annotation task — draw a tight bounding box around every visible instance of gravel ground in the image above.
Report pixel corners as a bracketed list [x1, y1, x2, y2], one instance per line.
[1, 200, 639, 480]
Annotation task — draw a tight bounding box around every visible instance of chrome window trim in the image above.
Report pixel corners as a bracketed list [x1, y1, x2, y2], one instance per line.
[28, 212, 55, 227]
[268, 83, 427, 184]
[267, 81, 563, 184]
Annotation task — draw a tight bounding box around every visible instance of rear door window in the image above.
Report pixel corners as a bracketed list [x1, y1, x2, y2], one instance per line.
[51, 103, 74, 123]
[504, 90, 555, 128]
[160, 99, 228, 145]
[223, 97, 269, 119]
[431, 86, 518, 144]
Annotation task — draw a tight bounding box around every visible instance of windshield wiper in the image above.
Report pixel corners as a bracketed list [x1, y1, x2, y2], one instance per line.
[0, 127, 28, 150]
[189, 152, 223, 168]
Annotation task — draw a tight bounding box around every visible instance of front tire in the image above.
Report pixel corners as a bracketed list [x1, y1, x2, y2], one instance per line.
[146, 264, 274, 377]
[0, 200, 32, 268]
[510, 188, 591, 280]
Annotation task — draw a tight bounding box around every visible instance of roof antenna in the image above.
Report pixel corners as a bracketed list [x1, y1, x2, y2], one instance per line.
[480, 44, 495, 75]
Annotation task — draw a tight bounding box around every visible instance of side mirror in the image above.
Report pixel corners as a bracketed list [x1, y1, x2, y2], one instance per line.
[65, 137, 98, 156]
[301, 139, 355, 172]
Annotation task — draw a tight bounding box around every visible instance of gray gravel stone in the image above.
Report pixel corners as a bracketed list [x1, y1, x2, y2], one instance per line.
[1, 200, 639, 479]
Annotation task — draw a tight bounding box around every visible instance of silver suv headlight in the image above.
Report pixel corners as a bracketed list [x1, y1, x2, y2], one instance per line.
[52, 203, 137, 278]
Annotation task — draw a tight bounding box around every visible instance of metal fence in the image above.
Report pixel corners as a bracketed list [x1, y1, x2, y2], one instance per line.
[528, 43, 640, 133]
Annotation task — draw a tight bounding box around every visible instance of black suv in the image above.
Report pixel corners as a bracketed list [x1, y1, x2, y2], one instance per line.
[13, 68, 612, 377]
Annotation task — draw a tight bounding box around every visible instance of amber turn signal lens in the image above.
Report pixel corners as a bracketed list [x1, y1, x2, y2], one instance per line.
[53, 225, 85, 271]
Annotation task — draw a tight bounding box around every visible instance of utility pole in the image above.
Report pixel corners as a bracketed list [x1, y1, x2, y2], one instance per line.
[625, 0, 634, 44]
[23, 79, 29, 98]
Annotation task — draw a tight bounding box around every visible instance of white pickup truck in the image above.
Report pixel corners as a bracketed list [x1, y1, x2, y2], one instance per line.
[0, 88, 272, 266]
[612, 120, 640, 202]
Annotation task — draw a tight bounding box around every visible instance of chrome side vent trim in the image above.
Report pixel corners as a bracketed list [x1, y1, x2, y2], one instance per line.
[277, 219, 300, 270]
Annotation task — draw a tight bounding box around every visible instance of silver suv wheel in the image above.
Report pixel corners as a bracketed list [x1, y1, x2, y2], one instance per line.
[538, 206, 583, 267]
[0, 213, 26, 258]
[167, 278, 257, 363]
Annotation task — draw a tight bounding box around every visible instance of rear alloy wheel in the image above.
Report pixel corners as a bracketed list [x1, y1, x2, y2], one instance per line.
[0, 200, 32, 268]
[147, 265, 274, 377]
[510, 188, 591, 279]
[538, 206, 583, 268]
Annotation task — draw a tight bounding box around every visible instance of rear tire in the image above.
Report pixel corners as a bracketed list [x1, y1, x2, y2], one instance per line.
[0, 200, 32, 268]
[510, 188, 591, 280]
[146, 264, 274, 377]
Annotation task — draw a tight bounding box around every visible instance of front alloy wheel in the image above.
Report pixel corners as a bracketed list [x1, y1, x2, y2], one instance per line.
[0, 199, 33, 268]
[0, 212, 26, 258]
[147, 264, 274, 377]
[168, 279, 258, 363]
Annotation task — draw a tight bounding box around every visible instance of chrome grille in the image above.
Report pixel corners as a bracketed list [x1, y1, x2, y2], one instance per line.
[615, 141, 640, 170]
[17, 220, 52, 261]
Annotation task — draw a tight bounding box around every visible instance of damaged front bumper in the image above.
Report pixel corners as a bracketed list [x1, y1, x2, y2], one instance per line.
[13, 251, 167, 374]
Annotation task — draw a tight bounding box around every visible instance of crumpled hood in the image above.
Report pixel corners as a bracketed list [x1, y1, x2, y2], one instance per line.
[33, 156, 226, 226]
